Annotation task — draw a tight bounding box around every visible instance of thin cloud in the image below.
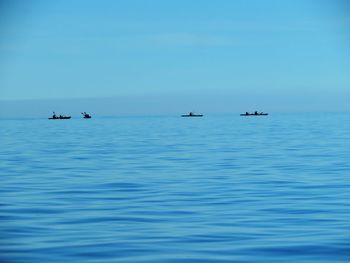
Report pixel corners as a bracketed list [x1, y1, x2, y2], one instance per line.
[152, 32, 233, 47]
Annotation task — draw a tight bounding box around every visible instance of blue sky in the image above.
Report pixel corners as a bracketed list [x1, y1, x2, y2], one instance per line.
[0, 0, 350, 116]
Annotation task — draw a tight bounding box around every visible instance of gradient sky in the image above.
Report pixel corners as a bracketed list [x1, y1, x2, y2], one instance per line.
[0, 0, 350, 116]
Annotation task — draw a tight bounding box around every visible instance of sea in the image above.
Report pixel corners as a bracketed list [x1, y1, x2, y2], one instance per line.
[1, 113, 350, 263]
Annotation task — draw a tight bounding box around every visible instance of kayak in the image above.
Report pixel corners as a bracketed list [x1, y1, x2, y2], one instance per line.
[82, 112, 92, 119]
[48, 116, 71, 119]
[240, 113, 268, 116]
[181, 114, 203, 117]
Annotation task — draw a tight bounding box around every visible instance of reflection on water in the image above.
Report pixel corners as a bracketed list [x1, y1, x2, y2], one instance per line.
[1, 113, 350, 262]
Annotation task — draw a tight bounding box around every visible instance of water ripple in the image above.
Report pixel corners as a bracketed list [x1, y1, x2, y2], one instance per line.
[1, 114, 350, 262]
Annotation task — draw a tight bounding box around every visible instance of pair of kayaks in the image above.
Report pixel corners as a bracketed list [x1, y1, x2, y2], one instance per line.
[181, 111, 269, 117]
[48, 112, 92, 119]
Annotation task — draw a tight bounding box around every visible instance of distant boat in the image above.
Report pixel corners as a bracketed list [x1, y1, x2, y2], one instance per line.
[181, 112, 203, 117]
[48, 112, 71, 120]
[240, 111, 268, 116]
[82, 112, 92, 119]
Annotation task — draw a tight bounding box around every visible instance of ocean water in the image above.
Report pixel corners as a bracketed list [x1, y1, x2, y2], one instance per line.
[1, 113, 350, 263]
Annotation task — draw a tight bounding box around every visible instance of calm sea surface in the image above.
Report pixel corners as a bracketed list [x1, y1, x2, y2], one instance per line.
[1, 113, 350, 262]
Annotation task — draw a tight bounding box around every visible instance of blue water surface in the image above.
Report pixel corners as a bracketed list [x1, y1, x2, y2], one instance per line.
[1, 113, 350, 262]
